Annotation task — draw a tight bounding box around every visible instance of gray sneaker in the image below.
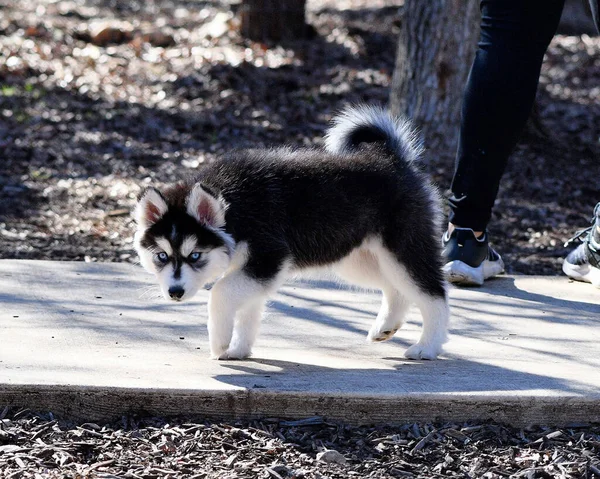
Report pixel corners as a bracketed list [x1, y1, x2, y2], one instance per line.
[442, 228, 505, 286]
[563, 202, 600, 288]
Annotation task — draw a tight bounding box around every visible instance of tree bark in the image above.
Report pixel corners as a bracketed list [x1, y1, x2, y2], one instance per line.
[240, 0, 308, 42]
[389, 0, 480, 156]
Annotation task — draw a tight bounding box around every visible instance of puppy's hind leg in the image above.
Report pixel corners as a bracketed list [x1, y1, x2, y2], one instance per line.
[334, 249, 409, 342]
[367, 286, 410, 342]
[404, 294, 449, 360]
[374, 244, 449, 360]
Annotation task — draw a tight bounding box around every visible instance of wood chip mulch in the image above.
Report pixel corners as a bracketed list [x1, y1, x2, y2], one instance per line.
[1, 0, 599, 275]
[1, 408, 599, 478]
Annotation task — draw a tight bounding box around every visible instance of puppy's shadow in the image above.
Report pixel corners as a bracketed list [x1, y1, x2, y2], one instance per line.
[213, 355, 593, 396]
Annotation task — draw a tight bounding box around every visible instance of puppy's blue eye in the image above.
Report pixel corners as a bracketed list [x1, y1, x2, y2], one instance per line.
[156, 252, 169, 263]
[189, 252, 201, 262]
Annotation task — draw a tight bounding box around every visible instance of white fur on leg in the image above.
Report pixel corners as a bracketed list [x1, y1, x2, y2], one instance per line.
[208, 272, 266, 359]
[223, 299, 266, 359]
[333, 247, 387, 288]
[370, 241, 449, 360]
[403, 296, 449, 360]
[333, 246, 411, 343]
[208, 261, 290, 360]
[367, 287, 410, 342]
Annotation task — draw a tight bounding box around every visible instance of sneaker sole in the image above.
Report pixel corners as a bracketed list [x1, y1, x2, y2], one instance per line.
[444, 258, 505, 287]
[562, 261, 600, 288]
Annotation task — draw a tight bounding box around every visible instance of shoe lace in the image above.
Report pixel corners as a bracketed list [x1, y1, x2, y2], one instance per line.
[564, 203, 600, 248]
[564, 225, 593, 247]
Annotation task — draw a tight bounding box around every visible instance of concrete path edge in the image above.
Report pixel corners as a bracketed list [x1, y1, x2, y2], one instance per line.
[2, 384, 599, 427]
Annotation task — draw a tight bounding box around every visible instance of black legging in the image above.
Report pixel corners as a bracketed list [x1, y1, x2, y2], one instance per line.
[448, 0, 566, 231]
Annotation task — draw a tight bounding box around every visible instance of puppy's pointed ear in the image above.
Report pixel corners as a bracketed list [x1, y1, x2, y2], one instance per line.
[186, 183, 226, 228]
[135, 188, 168, 229]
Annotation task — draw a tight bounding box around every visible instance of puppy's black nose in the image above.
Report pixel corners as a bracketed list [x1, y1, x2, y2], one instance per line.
[168, 286, 185, 300]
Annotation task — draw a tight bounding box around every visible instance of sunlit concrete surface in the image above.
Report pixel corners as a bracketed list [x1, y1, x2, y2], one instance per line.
[1, 260, 598, 425]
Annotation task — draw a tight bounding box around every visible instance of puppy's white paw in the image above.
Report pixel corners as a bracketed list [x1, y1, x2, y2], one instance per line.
[367, 327, 398, 342]
[221, 344, 252, 360]
[404, 343, 440, 360]
[209, 345, 229, 360]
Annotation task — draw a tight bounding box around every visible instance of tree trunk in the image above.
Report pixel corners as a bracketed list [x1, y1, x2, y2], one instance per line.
[240, 0, 308, 42]
[390, 0, 480, 156]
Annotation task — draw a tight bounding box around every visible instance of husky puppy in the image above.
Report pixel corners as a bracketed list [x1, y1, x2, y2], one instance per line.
[134, 106, 449, 360]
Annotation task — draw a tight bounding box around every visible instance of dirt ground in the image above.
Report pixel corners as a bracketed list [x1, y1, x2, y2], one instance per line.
[0, 0, 599, 274]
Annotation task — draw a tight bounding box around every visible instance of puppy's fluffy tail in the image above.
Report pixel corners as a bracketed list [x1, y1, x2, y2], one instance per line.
[324, 105, 423, 163]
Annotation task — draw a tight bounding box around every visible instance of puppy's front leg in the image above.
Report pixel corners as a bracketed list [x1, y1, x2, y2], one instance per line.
[226, 298, 266, 359]
[207, 271, 265, 359]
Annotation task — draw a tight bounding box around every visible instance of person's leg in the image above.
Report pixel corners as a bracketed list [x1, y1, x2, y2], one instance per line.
[449, 0, 565, 230]
[444, 0, 565, 285]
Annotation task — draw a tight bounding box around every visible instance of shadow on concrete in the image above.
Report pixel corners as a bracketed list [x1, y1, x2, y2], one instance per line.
[458, 276, 600, 315]
[270, 276, 599, 347]
[213, 356, 595, 396]
[3, 261, 598, 348]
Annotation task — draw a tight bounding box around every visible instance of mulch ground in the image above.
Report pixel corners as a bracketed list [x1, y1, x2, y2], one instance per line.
[1, 409, 599, 479]
[0, 0, 599, 274]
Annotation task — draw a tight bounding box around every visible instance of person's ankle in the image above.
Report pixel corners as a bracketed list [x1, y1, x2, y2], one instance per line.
[448, 223, 484, 238]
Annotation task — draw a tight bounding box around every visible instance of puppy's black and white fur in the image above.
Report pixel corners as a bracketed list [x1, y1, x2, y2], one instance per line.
[134, 106, 449, 360]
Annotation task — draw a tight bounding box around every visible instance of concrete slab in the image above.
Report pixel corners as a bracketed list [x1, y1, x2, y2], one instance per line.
[0, 259, 599, 426]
